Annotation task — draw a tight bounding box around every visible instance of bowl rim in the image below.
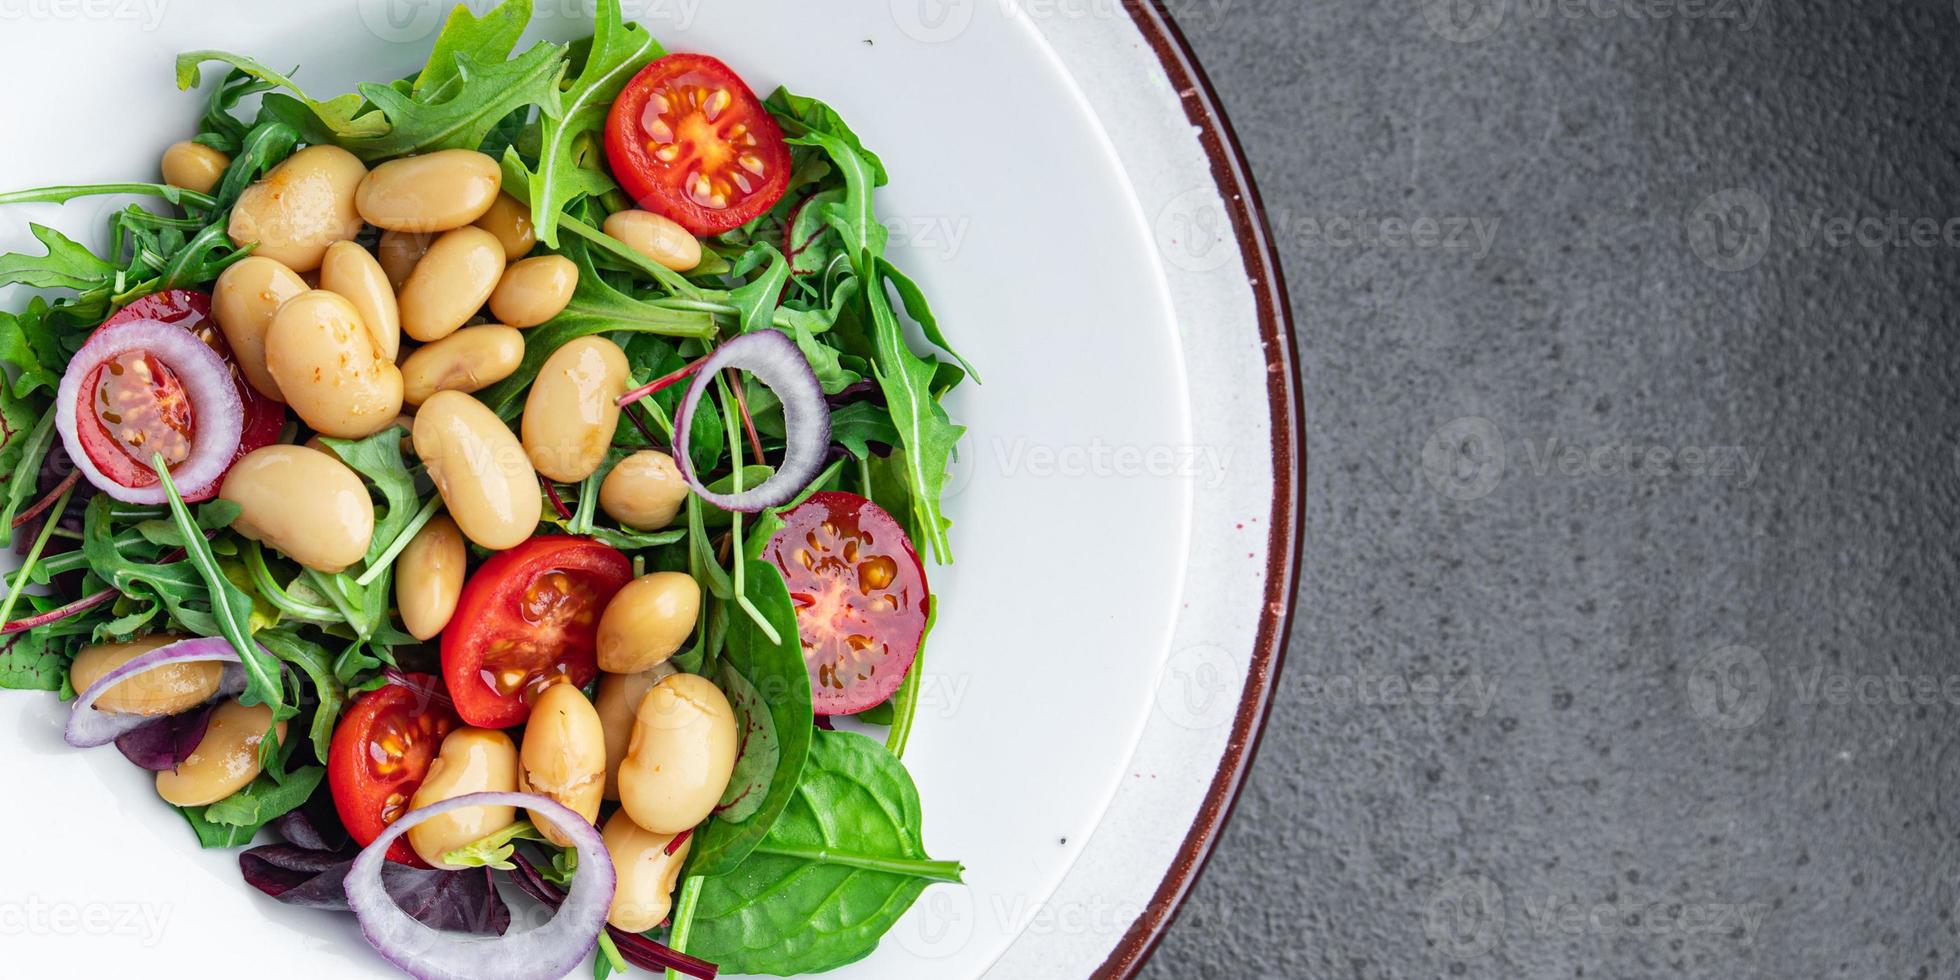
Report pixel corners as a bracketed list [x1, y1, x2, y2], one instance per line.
[1091, 3, 1304, 977]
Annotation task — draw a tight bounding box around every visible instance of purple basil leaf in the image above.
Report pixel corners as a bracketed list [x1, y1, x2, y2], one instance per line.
[114, 702, 218, 771]
[271, 805, 347, 853]
[239, 845, 510, 936]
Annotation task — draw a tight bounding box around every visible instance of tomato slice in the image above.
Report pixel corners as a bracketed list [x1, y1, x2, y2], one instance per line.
[89, 290, 283, 497]
[327, 675, 460, 866]
[763, 492, 931, 714]
[441, 537, 633, 728]
[604, 53, 792, 236]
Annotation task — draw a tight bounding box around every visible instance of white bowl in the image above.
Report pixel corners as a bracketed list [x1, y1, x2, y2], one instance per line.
[0, 2, 1298, 977]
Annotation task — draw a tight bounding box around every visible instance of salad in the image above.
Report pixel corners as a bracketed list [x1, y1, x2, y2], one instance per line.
[0, 2, 971, 977]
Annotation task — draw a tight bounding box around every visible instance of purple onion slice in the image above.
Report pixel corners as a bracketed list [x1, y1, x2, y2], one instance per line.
[55, 317, 245, 504]
[65, 636, 248, 748]
[343, 792, 615, 980]
[672, 330, 831, 513]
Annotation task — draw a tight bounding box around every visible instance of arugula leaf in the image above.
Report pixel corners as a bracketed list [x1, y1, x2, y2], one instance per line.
[688, 730, 962, 974]
[153, 461, 286, 714]
[257, 630, 345, 765]
[347, 44, 568, 161]
[0, 303, 63, 398]
[317, 426, 421, 643]
[879, 257, 975, 381]
[210, 120, 301, 210]
[415, 0, 534, 98]
[829, 401, 899, 459]
[193, 68, 276, 154]
[766, 88, 889, 186]
[0, 405, 53, 542]
[529, 0, 663, 247]
[689, 560, 813, 877]
[0, 224, 114, 291]
[729, 245, 792, 335]
[176, 51, 383, 143]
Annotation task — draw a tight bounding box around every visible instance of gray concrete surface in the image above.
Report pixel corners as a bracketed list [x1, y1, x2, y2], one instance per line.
[1141, 1, 1960, 977]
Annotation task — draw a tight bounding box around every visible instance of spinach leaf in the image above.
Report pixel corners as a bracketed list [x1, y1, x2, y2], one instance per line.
[415, 0, 534, 99]
[0, 631, 68, 692]
[180, 765, 325, 848]
[689, 560, 813, 877]
[688, 730, 962, 974]
[528, 0, 663, 247]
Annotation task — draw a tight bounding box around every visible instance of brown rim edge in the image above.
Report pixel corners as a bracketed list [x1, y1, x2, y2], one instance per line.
[1089, 2, 1303, 978]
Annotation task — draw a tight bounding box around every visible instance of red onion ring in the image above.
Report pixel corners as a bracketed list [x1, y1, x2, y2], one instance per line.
[55, 317, 244, 504]
[344, 793, 615, 980]
[64, 636, 248, 747]
[672, 331, 831, 513]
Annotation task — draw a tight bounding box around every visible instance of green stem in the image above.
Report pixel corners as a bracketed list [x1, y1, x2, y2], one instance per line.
[304, 567, 365, 635]
[0, 182, 217, 210]
[664, 876, 705, 980]
[0, 486, 72, 625]
[634, 394, 677, 439]
[887, 655, 924, 759]
[245, 541, 341, 621]
[721, 377, 780, 647]
[597, 932, 627, 977]
[558, 212, 703, 300]
[440, 819, 545, 869]
[353, 496, 444, 587]
[570, 465, 603, 537]
[754, 844, 965, 883]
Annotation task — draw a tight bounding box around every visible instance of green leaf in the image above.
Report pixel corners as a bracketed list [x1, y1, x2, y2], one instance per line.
[829, 401, 899, 460]
[0, 224, 114, 291]
[879, 257, 976, 382]
[0, 404, 53, 539]
[0, 631, 68, 692]
[150, 463, 286, 714]
[0, 303, 63, 398]
[730, 245, 792, 335]
[440, 819, 547, 871]
[415, 0, 534, 98]
[177, 51, 383, 142]
[689, 560, 813, 877]
[689, 730, 962, 974]
[348, 44, 568, 161]
[766, 88, 889, 186]
[257, 630, 345, 765]
[203, 765, 324, 827]
[317, 426, 422, 643]
[529, 0, 663, 247]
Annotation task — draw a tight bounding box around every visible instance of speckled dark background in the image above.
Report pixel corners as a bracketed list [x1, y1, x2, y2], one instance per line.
[1140, 0, 1960, 977]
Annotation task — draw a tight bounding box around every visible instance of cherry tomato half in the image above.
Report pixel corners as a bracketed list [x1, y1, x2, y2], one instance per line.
[441, 537, 633, 728]
[87, 290, 283, 498]
[327, 674, 460, 866]
[604, 53, 792, 236]
[762, 492, 931, 715]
